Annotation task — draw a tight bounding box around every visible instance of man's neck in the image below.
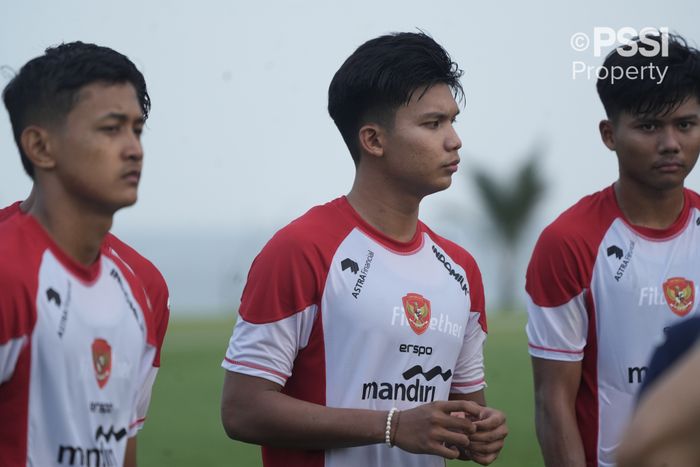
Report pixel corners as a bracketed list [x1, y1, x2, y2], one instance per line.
[29, 187, 113, 267]
[614, 180, 686, 230]
[346, 175, 422, 243]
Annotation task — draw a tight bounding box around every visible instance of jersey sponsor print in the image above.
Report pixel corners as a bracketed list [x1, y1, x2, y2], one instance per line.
[223, 197, 487, 467]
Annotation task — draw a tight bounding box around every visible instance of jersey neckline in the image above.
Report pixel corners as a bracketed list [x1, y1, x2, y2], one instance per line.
[21, 212, 104, 283]
[607, 184, 693, 240]
[335, 196, 425, 254]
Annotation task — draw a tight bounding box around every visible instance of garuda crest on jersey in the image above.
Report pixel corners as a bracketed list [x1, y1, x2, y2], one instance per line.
[402, 293, 431, 335]
[663, 277, 695, 317]
[92, 338, 112, 389]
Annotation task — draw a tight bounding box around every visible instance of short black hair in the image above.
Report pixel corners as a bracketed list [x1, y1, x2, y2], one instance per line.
[597, 32, 700, 120]
[2, 41, 150, 178]
[328, 32, 463, 165]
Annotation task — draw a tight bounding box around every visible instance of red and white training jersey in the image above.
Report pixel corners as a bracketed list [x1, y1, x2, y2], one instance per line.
[222, 196, 487, 467]
[526, 185, 700, 467]
[0, 212, 162, 467]
[0, 201, 170, 368]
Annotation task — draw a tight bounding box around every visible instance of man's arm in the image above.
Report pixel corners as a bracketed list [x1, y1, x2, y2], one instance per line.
[531, 357, 586, 467]
[449, 390, 508, 465]
[123, 437, 137, 467]
[221, 371, 483, 458]
[617, 341, 700, 467]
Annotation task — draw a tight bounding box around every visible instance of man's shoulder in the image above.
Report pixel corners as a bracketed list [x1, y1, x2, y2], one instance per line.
[0, 215, 45, 306]
[105, 233, 167, 292]
[537, 186, 618, 248]
[0, 201, 21, 223]
[526, 187, 617, 296]
[266, 197, 355, 253]
[0, 214, 41, 266]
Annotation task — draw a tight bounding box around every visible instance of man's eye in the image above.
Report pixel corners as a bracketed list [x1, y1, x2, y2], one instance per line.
[101, 125, 120, 133]
[678, 121, 695, 130]
[425, 121, 440, 129]
[639, 123, 656, 131]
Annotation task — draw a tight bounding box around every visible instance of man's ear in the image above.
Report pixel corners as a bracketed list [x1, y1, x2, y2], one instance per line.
[599, 119, 616, 151]
[358, 123, 386, 160]
[21, 125, 57, 171]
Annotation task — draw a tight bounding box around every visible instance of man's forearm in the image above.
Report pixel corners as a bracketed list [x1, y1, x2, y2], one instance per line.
[222, 372, 482, 458]
[536, 404, 586, 467]
[224, 388, 386, 449]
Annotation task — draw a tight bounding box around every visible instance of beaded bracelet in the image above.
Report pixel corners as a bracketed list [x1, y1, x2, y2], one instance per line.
[385, 407, 398, 447]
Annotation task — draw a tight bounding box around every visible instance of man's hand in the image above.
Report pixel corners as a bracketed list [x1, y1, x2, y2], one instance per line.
[393, 400, 482, 459]
[464, 406, 508, 465]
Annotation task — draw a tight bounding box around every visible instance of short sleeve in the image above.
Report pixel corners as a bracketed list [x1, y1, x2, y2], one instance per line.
[526, 224, 591, 361]
[450, 249, 487, 394]
[221, 225, 327, 386]
[128, 349, 158, 436]
[0, 260, 36, 384]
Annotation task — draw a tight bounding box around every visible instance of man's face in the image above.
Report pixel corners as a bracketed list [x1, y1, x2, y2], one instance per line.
[602, 96, 700, 192]
[49, 82, 144, 213]
[380, 83, 462, 197]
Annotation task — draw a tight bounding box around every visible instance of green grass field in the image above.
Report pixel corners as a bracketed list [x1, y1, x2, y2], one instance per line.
[139, 312, 543, 466]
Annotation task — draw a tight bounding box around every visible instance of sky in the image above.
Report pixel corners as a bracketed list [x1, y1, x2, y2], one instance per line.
[2, 0, 700, 314]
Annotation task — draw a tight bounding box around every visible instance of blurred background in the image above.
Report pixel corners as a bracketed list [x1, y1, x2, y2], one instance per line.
[2, 1, 699, 465]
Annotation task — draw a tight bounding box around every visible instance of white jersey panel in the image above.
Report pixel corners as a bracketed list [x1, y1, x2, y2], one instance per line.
[592, 215, 700, 467]
[526, 292, 588, 361]
[322, 229, 479, 467]
[223, 306, 318, 386]
[27, 251, 150, 467]
[0, 336, 27, 383]
[451, 311, 488, 393]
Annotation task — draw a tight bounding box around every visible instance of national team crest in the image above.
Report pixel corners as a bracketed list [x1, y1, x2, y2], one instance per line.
[663, 277, 695, 317]
[402, 293, 431, 335]
[92, 338, 112, 389]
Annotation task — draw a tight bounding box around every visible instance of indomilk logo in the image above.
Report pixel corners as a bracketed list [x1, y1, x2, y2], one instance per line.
[432, 245, 469, 296]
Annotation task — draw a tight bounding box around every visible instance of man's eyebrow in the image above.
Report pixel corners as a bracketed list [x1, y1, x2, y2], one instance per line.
[97, 112, 145, 124]
[419, 109, 461, 119]
[674, 113, 699, 121]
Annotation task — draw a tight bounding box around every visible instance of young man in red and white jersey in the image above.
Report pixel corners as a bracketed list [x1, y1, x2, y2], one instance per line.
[526, 33, 700, 467]
[0, 190, 170, 466]
[0, 42, 168, 467]
[220, 32, 507, 467]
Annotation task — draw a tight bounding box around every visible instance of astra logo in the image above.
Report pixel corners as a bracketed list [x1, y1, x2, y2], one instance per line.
[431, 245, 469, 296]
[613, 241, 635, 282]
[607, 245, 623, 259]
[57, 282, 72, 338]
[391, 306, 463, 337]
[341, 258, 359, 274]
[47, 287, 62, 306]
[351, 250, 374, 299]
